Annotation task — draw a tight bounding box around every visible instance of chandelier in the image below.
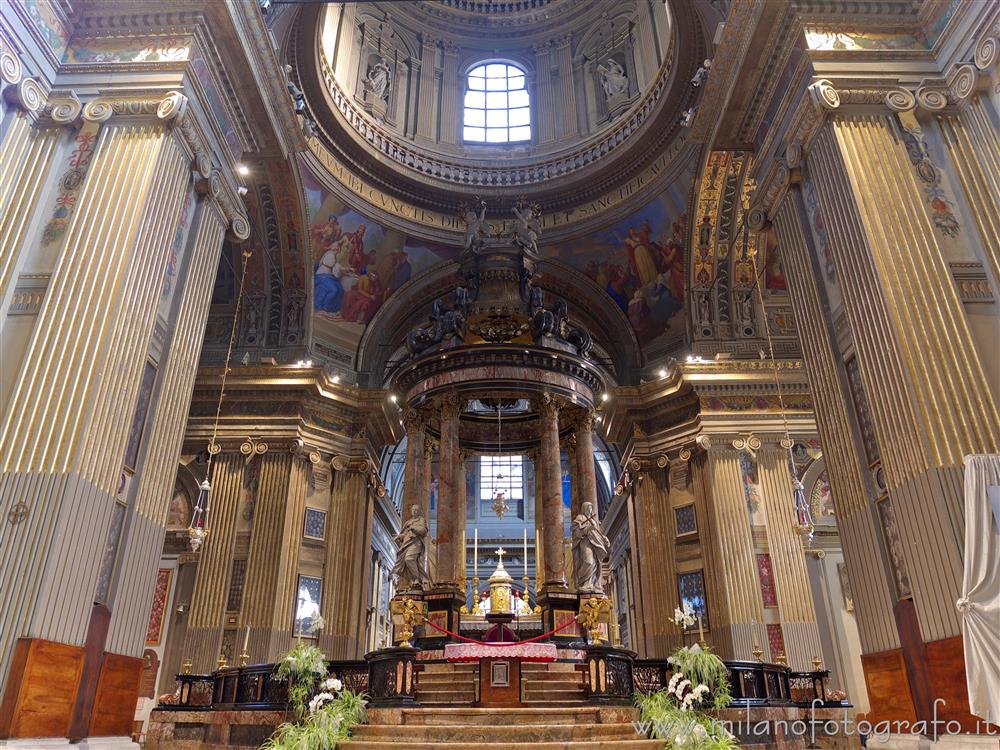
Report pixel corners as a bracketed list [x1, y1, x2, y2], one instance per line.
[188, 247, 254, 551]
[492, 401, 509, 519]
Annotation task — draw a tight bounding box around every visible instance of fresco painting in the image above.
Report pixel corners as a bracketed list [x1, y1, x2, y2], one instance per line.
[549, 188, 689, 349]
[302, 163, 460, 352]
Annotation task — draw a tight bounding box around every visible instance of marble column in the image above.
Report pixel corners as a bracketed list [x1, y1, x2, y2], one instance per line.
[757, 447, 824, 671]
[397, 409, 426, 591]
[240, 451, 308, 663]
[806, 98, 1000, 642]
[703, 446, 767, 661]
[768, 184, 900, 655]
[533, 42, 556, 145]
[185, 453, 246, 672]
[435, 394, 463, 589]
[573, 409, 598, 516]
[532, 449, 545, 584]
[422, 436, 437, 580]
[320, 458, 373, 659]
[537, 394, 567, 591]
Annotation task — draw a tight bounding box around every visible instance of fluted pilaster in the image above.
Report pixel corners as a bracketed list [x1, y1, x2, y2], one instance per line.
[631, 465, 679, 657]
[440, 43, 460, 145]
[320, 463, 372, 659]
[809, 115, 999, 640]
[0, 109, 196, 686]
[757, 447, 823, 670]
[185, 453, 246, 672]
[106, 196, 228, 656]
[704, 448, 766, 661]
[240, 452, 307, 662]
[554, 36, 578, 140]
[416, 36, 438, 141]
[771, 187, 900, 654]
[533, 42, 556, 145]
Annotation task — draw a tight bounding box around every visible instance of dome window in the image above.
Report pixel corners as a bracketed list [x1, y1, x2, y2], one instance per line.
[464, 63, 531, 144]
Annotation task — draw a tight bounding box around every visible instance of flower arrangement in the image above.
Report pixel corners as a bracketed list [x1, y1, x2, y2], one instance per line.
[672, 602, 696, 631]
[275, 642, 328, 716]
[635, 643, 736, 748]
[264, 644, 367, 750]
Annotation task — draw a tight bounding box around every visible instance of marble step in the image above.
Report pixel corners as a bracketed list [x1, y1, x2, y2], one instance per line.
[395, 707, 621, 726]
[339, 740, 663, 749]
[521, 671, 585, 682]
[418, 675, 477, 686]
[521, 662, 579, 672]
[352, 723, 641, 742]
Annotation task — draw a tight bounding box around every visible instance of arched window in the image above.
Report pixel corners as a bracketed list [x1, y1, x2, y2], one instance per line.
[464, 62, 531, 143]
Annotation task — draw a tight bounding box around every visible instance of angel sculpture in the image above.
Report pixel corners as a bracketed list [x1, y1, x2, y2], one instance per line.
[597, 58, 628, 101]
[511, 201, 542, 255]
[462, 199, 491, 254]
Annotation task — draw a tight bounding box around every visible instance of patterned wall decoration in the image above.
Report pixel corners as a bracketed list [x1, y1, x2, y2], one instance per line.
[304, 508, 327, 541]
[678, 570, 708, 630]
[766, 623, 785, 659]
[756, 553, 778, 608]
[145, 568, 173, 645]
[675, 505, 697, 537]
[876, 497, 912, 600]
[226, 559, 247, 612]
[801, 177, 842, 311]
[14, 0, 70, 59]
[739, 452, 765, 525]
[844, 357, 880, 465]
[63, 35, 192, 64]
[809, 470, 836, 525]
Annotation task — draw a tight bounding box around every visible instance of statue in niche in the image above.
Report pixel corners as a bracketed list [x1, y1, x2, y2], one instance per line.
[738, 290, 754, 325]
[572, 502, 610, 594]
[511, 201, 542, 255]
[597, 58, 628, 101]
[392, 504, 431, 590]
[364, 58, 392, 102]
[461, 199, 491, 254]
[697, 289, 711, 324]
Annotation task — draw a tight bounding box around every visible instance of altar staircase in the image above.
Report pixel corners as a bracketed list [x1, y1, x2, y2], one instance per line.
[338, 706, 663, 750]
[413, 661, 588, 707]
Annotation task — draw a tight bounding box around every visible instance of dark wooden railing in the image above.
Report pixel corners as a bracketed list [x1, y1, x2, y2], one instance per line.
[161, 653, 842, 711]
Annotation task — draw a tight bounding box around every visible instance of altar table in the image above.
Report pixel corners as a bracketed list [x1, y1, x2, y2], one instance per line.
[443, 642, 557, 662]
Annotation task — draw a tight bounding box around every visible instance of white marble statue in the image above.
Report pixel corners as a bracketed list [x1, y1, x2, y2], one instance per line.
[365, 58, 392, 101]
[511, 202, 541, 255]
[462, 200, 490, 253]
[392, 504, 431, 589]
[597, 58, 628, 101]
[572, 501, 610, 594]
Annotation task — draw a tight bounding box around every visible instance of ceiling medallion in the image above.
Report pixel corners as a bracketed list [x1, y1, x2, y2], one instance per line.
[469, 315, 528, 343]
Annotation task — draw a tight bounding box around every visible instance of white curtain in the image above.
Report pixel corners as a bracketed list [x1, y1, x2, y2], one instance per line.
[960, 454, 1000, 725]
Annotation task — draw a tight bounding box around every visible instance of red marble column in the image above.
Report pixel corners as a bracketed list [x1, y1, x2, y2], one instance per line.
[398, 409, 426, 591]
[537, 394, 568, 590]
[574, 409, 598, 516]
[435, 394, 463, 588]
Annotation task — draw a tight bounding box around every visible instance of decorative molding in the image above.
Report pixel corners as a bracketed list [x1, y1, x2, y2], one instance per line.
[8, 274, 50, 316]
[239, 437, 268, 459]
[2, 77, 45, 114]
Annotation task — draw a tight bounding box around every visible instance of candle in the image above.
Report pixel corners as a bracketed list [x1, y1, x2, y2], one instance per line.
[697, 614, 704, 643]
[461, 530, 466, 579]
[523, 528, 528, 578]
[242, 624, 250, 652]
[473, 527, 478, 577]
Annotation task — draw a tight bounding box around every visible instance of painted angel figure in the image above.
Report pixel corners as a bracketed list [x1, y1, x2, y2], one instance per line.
[597, 58, 628, 100]
[462, 199, 490, 253]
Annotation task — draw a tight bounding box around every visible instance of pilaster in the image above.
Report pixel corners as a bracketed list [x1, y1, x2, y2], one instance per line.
[805, 93, 999, 642]
[757, 446, 823, 671]
[766, 185, 900, 656]
[240, 450, 308, 663]
[703, 447, 767, 661]
[533, 42, 556, 145]
[554, 35, 578, 140]
[185, 453, 246, 672]
[320, 456, 374, 659]
[439, 42, 460, 145]
[416, 35, 438, 141]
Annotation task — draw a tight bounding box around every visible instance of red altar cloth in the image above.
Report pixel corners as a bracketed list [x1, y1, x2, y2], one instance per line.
[444, 642, 558, 662]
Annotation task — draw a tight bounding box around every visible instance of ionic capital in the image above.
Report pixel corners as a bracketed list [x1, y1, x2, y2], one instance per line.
[3, 77, 45, 115]
[40, 90, 82, 125]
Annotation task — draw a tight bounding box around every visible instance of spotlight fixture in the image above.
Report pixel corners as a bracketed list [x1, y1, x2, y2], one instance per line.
[237, 164, 249, 176]
[389, 394, 398, 403]
[658, 368, 667, 378]
[601, 393, 610, 402]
